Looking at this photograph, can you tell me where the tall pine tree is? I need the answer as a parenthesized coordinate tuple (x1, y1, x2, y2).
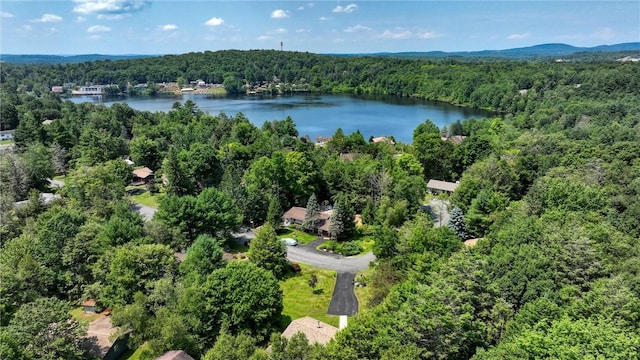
(302, 194, 320, 233)
(447, 206, 469, 240)
(329, 200, 355, 240)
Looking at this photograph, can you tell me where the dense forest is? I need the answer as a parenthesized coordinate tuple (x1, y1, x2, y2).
(1, 50, 639, 359)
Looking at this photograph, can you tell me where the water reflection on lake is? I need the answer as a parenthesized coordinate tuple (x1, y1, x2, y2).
(68, 94, 493, 143)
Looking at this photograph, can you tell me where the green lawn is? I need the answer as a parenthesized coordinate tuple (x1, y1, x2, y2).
(127, 186, 161, 208)
(316, 233, 375, 256)
(0, 139, 14, 145)
(118, 342, 153, 360)
(69, 307, 101, 324)
(277, 228, 319, 245)
(279, 263, 339, 329)
(353, 268, 375, 313)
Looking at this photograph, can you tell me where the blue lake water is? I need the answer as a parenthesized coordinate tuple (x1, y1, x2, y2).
(68, 94, 493, 143)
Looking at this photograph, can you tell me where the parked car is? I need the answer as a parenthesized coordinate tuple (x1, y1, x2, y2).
(281, 238, 298, 246)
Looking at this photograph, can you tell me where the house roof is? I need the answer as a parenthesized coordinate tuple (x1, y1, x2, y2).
(441, 135, 467, 145)
(371, 136, 394, 145)
(82, 298, 96, 307)
(132, 167, 154, 179)
(339, 153, 357, 162)
(283, 207, 307, 222)
(156, 350, 195, 360)
(283, 207, 354, 233)
(464, 238, 481, 247)
(83, 316, 121, 359)
(281, 317, 338, 345)
(426, 179, 459, 192)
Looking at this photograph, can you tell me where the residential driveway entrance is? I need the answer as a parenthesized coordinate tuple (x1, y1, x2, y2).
(327, 272, 358, 316)
(286, 240, 375, 318)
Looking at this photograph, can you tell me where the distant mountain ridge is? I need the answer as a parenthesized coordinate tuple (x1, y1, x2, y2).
(343, 42, 640, 59)
(1, 43, 638, 64)
(0, 54, 156, 65)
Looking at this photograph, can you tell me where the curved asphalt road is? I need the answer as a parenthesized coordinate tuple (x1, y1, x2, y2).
(286, 243, 375, 273)
(285, 239, 375, 317)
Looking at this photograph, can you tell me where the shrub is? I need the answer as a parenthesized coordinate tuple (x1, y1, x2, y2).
(341, 241, 363, 256)
(289, 262, 301, 272)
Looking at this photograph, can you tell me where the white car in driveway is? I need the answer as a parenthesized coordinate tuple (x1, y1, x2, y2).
(281, 238, 298, 246)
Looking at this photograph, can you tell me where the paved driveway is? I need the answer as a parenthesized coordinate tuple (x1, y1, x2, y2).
(286, 244, 375, 273)
(130, 203, 157, 221)
(285, 240, 375, 318)
(425, 199, 451, 227)
(327, 272, 359, 316)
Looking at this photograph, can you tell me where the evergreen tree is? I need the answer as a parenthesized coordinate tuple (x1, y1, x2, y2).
(248, 223, 288, 278)
(329, 200, 355, 240)
(302, 194, 320, 233)
(447, 206, 469, 240)
(265, 195, 283, 230)
(162, 147, 191, 196)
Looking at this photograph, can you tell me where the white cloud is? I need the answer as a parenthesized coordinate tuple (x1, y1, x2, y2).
(75, 16, 87, 22)
(332, 4, 358, 13)
(205, 17, 224, 26)
(418, 31, 439, 39)
(0, 11, 14, 18)
(381, 29, 412, 40)
(35, 14, 63, 23)
(297, 3, 314, 11)
(257, 35, 272, 41)
(97, 13, 128, 20)
(275, 28, 287, 34)
(21, 25, 33, 32)
(162, 24, 178, 31)
(89, 34, 101, 40)
(319, 16, 331, 21)
(73, 0, 151, 15)
(344, 24, 371, 33)
(271, 9, 290, 19)
(507, 32, 530, 40)
(591, 27, 615, 40)
(296, 28, 310, 33)
(87, 25, 111, 32)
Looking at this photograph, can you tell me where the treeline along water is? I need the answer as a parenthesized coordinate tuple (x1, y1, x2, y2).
(69, 93, 493, 143)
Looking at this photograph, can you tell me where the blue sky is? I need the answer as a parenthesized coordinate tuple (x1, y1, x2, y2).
(0, 1, 638, 54)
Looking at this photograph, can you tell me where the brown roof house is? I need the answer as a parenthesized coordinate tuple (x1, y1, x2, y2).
(371, 136, 395, 145)
(441, 135, 467, 145)
(283, 206, 333, 236)
(132, 167, 154, 185)
(82, 298, 97, 314)
(426, 179, 460, 194)
(281, 317, 339, 345)
(82, 315, 129, 360)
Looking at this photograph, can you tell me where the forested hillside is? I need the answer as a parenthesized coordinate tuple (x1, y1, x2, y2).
(1, 51, 639, 359)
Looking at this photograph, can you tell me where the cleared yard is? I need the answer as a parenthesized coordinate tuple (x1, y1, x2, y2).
(69, 307, 101, 324)
(280, 263, 339, 328)
(353, 268, 375, 313)
(277, 228, 318, 244)
(126, 186, 161, 208)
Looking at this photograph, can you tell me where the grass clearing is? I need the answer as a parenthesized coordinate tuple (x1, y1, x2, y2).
(69, 307, 101, 324)
(279, 263, 339, 329)
(277, 228, 318, 244)
(354, 268, 375, 313)
(316, 233, 375, 256)
(118, 341, 153, 360)
(0, 139, 14, 145)
(126, 185, 161, 208)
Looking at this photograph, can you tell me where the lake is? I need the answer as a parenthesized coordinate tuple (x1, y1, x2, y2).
(68, 94, 493, 143)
